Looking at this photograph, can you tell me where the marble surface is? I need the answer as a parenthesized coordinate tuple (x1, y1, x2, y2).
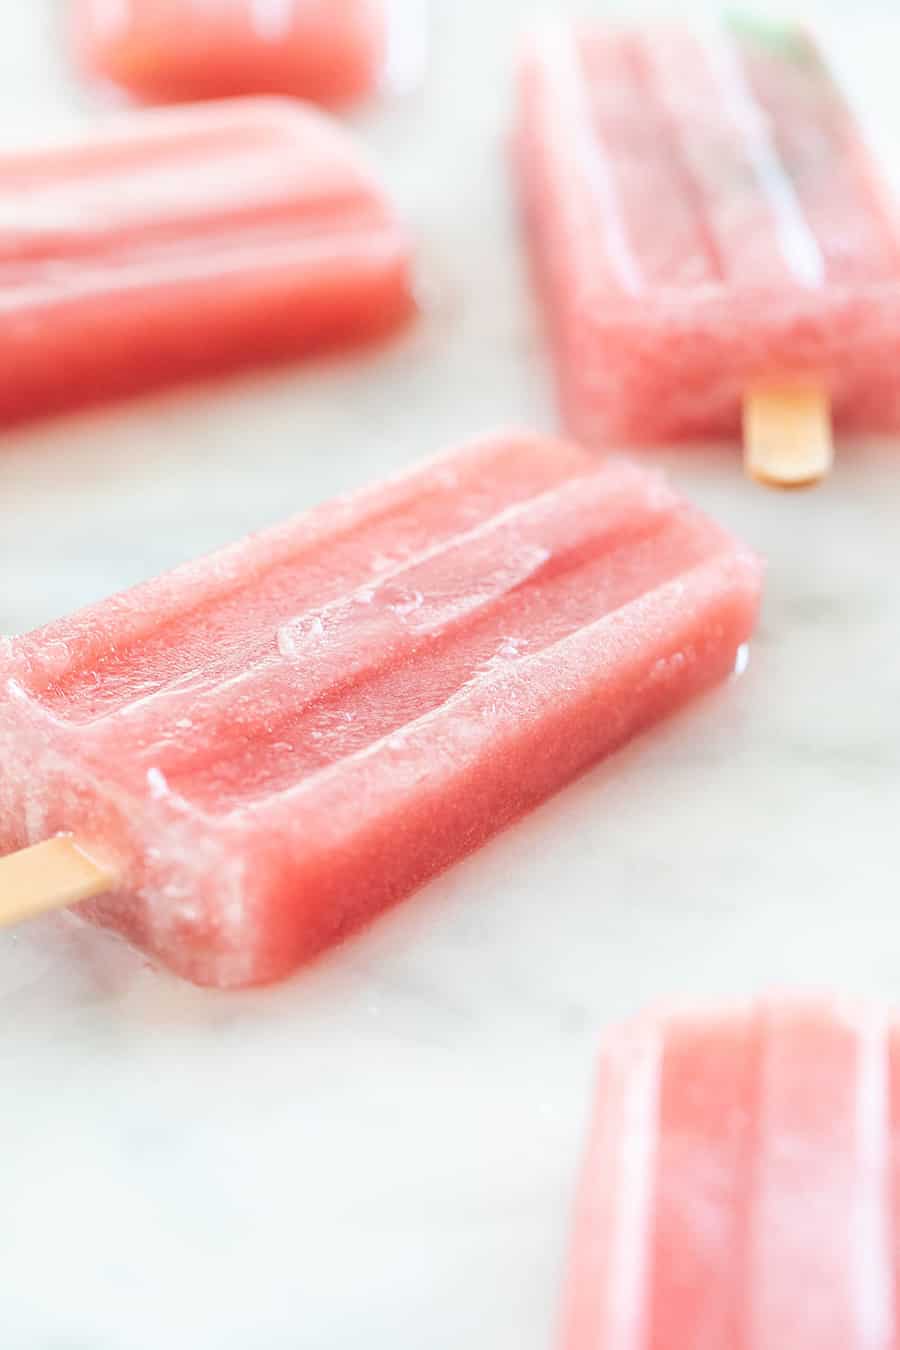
(2, 2, 900, 1346)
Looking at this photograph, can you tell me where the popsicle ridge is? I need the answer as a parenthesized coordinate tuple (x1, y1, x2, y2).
(0, 132, 387, 267)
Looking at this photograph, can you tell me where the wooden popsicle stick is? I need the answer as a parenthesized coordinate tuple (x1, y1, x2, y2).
(743, 383, 833, 489)
(0, 837, 114, 927)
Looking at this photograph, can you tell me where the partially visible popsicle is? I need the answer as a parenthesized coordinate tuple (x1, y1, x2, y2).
(563, 996, 900, 1349)
(72, 0, 425, 107)
(0, 433, 761, 988)
(516, 18, 900, 486)
(0, 97, 414, 425)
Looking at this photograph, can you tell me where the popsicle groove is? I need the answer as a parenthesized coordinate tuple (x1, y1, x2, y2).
(0, 149, 382, 265)
(0, 217, 407, 309)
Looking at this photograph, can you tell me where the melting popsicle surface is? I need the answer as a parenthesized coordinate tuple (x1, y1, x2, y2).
(0, 434, 761, 987)
(517, 19, 900, 445)
(0, 97, 414, 424)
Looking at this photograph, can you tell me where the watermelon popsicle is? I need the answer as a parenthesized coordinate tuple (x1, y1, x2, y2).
(516, 18, 900, 487)
(0, 97, 414, 425)
(563, 996, 899, 1349)
(0, 433, 762, 988)
(71, 0, 426, 107)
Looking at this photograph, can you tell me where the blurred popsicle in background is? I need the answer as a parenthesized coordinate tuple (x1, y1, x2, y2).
(516, 18, 900, 487)
(0, 96, 414, 425)
(71, 0, 426, 107)
(562, 996, 900, 1350)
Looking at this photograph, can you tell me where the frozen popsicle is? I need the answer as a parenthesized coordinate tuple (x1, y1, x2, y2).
(0, 432, 761, 988)
(516, 18, 900, 487)
(562, 996, 900, 1349)
(0, 97, 414, 425)
(71, 0, 424, 107)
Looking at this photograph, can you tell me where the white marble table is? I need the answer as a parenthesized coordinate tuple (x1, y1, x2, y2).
(2, 2, 900, 1346)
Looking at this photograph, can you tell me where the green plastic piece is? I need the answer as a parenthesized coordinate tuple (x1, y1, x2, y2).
(725, 14, 813, 65)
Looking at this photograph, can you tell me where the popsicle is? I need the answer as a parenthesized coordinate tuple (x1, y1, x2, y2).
(0, 97, 414, 425)
(516, 18, 900, 487)
(71, 0, 424, 107)
(0, 433, 761, 988)
(562, 996, 900, 1349)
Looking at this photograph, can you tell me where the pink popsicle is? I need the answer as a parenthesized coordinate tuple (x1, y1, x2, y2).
(71, 0, 411, 107)
(0, 97, 414, 425)
(516, 19, 900, 462)
(0, 433, 761, 988)
(563, 997, 899, 1349)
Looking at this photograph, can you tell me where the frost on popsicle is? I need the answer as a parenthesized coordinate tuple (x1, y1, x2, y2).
(0, 434, 761, 987)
